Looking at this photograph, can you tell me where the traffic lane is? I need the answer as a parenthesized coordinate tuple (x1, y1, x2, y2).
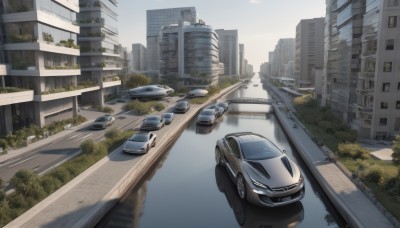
(0, 115, 140, 182)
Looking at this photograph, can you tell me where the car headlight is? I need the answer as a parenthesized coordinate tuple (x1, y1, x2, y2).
(299, 174, 304, 184)
(251, 178, 268, 189)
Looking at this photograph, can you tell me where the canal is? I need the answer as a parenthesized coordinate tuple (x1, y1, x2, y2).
(97, 76, 345, 227)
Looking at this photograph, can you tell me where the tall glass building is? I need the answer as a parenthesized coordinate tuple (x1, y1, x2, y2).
(215, 29, 239, 77)
(146, 7, 197, 71)
(159, 21, 223, 88)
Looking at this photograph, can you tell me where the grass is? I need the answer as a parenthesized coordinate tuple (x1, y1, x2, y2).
(123, 100, 165, 115)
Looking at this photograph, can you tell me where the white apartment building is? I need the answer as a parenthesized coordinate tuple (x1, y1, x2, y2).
(0, 0, 81, 134)
(78, 0, 122, 106)
(356, 0, 400, 140)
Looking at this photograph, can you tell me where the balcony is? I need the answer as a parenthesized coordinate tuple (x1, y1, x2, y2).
(0, 88, 34, 105)
(357, 105, 373, 113)
(102, 80, 121, 88)
(358, 72, 375, 79)
(9, 67, 80, 77)
(3, 11, 79, 33)
(356, 88, 374, 95)
(79, 17, 105, 27)
(77, 32, 105, 42)
(80, 47, 119, 57)
(79, 1, 101, 11)
(36, 82, 100, 101)
(4, 41, 80, 56)
(80, 63, 122, 71)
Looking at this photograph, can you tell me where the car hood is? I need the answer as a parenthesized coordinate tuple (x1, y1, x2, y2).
(124, 140, 146, 150)
(242, 155, 301, 188)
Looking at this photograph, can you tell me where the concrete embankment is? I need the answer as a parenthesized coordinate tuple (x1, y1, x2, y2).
(5, 84, 241, 228)
(271, 99, 395, 227)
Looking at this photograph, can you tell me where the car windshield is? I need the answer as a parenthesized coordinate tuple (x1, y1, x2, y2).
(146, 116, 159, 121)
(176, 101, 186, 107)
(95, 116, 109, 122)
(163, 113, 173, 118)
(130, 134, 148, 142)
(200, 110, 214, 116)
(240, 140, 282, 160)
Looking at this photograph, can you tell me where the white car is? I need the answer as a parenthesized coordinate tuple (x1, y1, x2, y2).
(128, 85, 174, 99)
(122, 132, 156, 154)
(187, 89, 208, 98)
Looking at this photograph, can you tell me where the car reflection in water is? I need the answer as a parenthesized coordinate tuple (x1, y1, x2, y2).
(215, 165, 304, 228)
(195, 116, 223, 134)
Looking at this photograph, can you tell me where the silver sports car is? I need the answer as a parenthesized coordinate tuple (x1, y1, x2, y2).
(128, 85, 174, 99)
(215, 132, 305, 207)
(122, 132, 156, 154)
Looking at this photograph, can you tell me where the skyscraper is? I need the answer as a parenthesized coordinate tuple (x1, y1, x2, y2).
(295, 18, 325, 89)
(146, 7, 197, 71)
(215, 29, 239, 77)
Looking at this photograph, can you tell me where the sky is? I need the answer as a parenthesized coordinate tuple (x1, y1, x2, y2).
(117, 0, 325, 70)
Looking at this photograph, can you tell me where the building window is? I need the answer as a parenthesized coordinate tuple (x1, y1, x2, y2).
(379, 118, 388, 126)
(382, 83, 390, 92)
(381, 102, 389, 109)
(389, 16, 397, 28)
(388, 0, 399, 7)
(384, 62, 392, 72)
(396, 101, 400, 109)
(398, 82, 400, 90)
(386, 39, 394, 50)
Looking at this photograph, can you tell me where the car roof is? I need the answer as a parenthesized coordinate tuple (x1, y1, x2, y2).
(225, 132, 266, 143)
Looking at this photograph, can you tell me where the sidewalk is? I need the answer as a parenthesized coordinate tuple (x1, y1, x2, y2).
(267, 83, 396, 228)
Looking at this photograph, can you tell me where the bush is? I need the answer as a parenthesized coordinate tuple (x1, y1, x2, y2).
(392, 135, 400, 162)
(364, 165, 384, 183)
(10, 170, 46, 199)
(123, 100, 164, 115)
(337, 143, 369, 160)
(0, 139, 8, 151)
(40, 176, 62, 194)
(102, 106, 114, 114)
(104, 128, 121, 139)
(51, 167, 72, 183)
(152, 103, 165, 111)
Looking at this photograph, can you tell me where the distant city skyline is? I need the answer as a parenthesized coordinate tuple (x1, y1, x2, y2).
(118, 0, 325, 69)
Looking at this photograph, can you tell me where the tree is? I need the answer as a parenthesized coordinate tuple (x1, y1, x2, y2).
(392, 135, 400, 162)
(125, 74, 151, 88)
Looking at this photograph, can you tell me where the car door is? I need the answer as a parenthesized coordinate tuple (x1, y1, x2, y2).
(224, 137, 242, 178)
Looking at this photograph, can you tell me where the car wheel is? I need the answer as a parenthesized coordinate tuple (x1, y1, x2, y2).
(152, 140, 156, 147)
(236, 174, 246, 200)
(215, 147, 222, 165)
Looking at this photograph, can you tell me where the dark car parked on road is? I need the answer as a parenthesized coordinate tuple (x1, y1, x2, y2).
(174, 100, 190, 113)
(140, 115, 165, 131)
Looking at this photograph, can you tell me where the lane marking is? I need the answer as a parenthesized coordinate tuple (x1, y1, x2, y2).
(68, 132, 83, 139)
(8, 155, 38, 167)
(74, 133, 93, 142)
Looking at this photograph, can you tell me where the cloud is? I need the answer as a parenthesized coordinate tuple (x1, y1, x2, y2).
(249, 0, 261, 4)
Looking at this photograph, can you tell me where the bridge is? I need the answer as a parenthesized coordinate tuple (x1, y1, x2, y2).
(226, 97, 276, 105)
